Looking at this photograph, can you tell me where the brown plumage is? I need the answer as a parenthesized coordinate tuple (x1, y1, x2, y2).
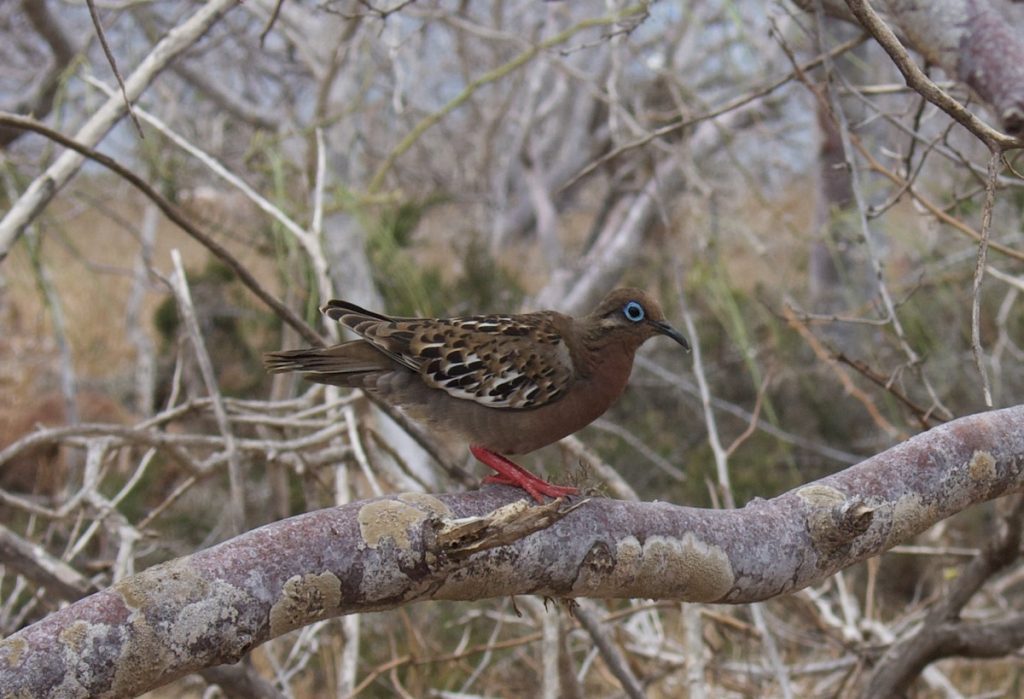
(265, 288, 689, 501)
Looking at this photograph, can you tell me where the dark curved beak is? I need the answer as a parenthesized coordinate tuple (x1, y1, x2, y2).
(652, 320, 690, 352)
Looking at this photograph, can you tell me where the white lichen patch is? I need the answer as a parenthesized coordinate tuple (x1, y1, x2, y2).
(114, 557, 205, 611)
(886, 494, 937, 548)
(0, 637, 26, 667)
(109, 562, 217, 696)
(968, 450, 997, 482)
(797, 484, 862, 550)
(397, 492, 453, 518)
(269, 571, 343, 637)
(573, 533, 734, 602)
(53, 619, 124, 696)
(58, 620, 92, 652)
(109, 613, 176, 697)
(795, 484, 847, 508)
(171, 579, 249, 648)
(358, 499, 434, 550)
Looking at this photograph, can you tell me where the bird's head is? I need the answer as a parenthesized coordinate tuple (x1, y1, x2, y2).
(585, 288, 690, 353)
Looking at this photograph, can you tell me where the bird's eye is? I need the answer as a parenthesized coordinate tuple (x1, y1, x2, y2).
(623, 301, 645, 322)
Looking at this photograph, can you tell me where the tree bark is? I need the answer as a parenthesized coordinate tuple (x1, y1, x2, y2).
(3, 406, 1024, 698)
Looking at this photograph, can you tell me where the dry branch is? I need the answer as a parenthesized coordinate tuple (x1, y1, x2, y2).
(0, 0, 239, 261)
(0, 0, 79, 148)
(864, 495, 1024, 696)
(841, 0, 1024, 148)
(0, 112, 321, 346)
(882, 0, 1024, 138)
(3, 406, 1024, 698)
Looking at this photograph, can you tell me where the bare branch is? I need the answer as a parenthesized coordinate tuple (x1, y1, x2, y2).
(0, 113, 324, 348)
(0, 0, 238, 260)
(0, 0, 79, 148)
(575, 600, 646, 699)
(170, 250, 247, 532)
(970, 153, 1000, 406)
(85, 0, 143, 138)
(842, 0, 1023, 149)
(864, 496, 1024, 697)
(0, 524, 97, 602)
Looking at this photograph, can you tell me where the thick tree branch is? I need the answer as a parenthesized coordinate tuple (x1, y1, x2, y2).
(3, 406, 1024, 698)
(0, 525, 284, 699)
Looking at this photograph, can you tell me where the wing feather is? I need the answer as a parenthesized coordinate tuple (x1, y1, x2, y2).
(322, 302, 574, 409)
(413, 314, 573, 409)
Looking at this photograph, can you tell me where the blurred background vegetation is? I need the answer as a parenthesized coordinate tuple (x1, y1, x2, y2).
(1, 0, 1023, 696)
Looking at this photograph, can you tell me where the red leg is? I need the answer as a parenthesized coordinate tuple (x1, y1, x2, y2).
(470, 445, 578, 503)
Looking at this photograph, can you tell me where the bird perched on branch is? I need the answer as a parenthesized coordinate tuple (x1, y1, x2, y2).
(265, 288, 689, 502)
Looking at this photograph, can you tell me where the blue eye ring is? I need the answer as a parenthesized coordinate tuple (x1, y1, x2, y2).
(623, 301, 645, 322)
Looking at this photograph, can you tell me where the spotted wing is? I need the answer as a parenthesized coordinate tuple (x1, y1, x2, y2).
(410, 314, 575, 409)
(322, 301, 574, 409)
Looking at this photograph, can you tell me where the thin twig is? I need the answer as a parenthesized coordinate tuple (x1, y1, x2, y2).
(563, 32, 866, 192)
(25, 228, 79, 427)
(590, 418, 687, 481)
(259, 0, 286, 46)
(171, 250, 247, 532)
(834, 353, 946, 429)
(0, 113, 324, 348)
(970, 153, 1000, 407)
(842, 0, 1021, 151)
(84, 0, 143, 138)
(366, 3, 648, 193)
(784, 305, 904, 440)
(724, 371, 770, 459)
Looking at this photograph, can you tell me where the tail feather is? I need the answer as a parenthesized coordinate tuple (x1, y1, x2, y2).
(321, 299, 397, 323)
(264, 340, 393, 386)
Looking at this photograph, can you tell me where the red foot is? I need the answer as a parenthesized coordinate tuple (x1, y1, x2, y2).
(470, 445, 578, 503)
